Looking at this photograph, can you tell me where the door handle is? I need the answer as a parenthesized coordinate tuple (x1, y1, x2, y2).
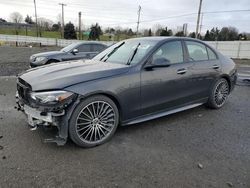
(177, 68, 187, 75)
(212, 65, 219, 69)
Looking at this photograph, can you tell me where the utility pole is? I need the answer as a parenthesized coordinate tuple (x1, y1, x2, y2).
(78, 12, 82, 40)
(136, 5, 141, 36)
(199, 13, 204, 36)
(59, 3, 66, 39)
(195, 0, 203, 38)
(33, 0, 38, 37)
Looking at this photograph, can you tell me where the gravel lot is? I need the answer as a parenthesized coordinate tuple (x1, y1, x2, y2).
(0, 46, 249, 187)
(0, 77, 249, 188)
(0, 46, 60, 76)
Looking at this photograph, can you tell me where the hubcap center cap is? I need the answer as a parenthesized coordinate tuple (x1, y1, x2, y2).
(92, 118, 99, 126)
(218, 91, 223, 99)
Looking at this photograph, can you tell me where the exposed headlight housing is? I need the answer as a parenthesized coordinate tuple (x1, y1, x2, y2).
(35, 56, 47, 62)
(30, 91, 74, 105)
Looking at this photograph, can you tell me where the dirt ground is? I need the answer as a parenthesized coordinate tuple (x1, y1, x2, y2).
(0, 77, 249, 188)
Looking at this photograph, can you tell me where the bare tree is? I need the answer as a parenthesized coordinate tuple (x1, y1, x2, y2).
(9, 12, 23, 35)
(9, 12, 23, 24)
(37, 17, 53, 31)
(153, 24, 163, 36)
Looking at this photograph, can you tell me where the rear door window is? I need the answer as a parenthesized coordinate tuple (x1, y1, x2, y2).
(186, 41, 208, 61)
(207, 47, 217, 60)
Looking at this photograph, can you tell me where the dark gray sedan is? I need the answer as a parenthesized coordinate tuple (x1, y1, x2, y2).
(29, 41, 107, 67)
(17, 37, 237, 147)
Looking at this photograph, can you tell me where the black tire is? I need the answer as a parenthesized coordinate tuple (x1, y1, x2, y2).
(46, 59, 59, 65)
(69, 95, 119, 148)
(206, 78, 230, 109)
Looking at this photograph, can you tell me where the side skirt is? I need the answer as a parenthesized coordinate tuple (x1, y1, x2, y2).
(123, 102, 204, 126)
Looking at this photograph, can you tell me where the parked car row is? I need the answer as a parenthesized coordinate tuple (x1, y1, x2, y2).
(17, 37, 237, 148)
(29, 41, 108, 67)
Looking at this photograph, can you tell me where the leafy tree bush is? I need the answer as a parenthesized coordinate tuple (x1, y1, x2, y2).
(175, 31, 184, 37)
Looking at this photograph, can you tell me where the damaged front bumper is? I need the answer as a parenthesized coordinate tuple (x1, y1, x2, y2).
(16, 92, 80, 146)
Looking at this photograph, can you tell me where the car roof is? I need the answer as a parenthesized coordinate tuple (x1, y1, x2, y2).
(126, 36, 204, 43)
(74, 41, 107, 46)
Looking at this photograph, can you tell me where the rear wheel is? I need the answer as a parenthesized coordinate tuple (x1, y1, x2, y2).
(69, 95, 119, 148)
(206, 78, 230, 109)
(46, 59, 59, 65)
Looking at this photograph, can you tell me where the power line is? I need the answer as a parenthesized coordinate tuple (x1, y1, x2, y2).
(1, 0, 250, 30)
(203, 9, 250, 14)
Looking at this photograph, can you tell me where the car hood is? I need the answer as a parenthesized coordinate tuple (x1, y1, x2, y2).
(31, 51, 64, 57)
(19, 60, 130, 91)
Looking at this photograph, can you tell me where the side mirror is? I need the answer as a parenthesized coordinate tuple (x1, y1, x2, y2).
(72, 48, 78, 54)
(145, 57, 171, 69)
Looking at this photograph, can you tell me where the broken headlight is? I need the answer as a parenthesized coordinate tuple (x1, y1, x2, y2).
(30, 91, 74, 105)
(35, 56, 47, 62)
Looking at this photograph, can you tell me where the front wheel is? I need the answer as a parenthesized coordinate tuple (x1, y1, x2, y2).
(206, 78, 230, 109)
(69, 95, 119, 148)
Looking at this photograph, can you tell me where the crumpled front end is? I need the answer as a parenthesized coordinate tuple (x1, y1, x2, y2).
(16, 77, 79, 146)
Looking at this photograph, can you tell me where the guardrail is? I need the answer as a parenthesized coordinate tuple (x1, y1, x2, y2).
(0, 34, 249, 59)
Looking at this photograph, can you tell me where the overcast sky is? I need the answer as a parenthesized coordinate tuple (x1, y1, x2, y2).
(0, 0, 250, 33)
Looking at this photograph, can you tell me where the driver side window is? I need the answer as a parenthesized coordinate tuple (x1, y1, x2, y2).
(77, 44, 91, 52)
(152, 41, 184, 64)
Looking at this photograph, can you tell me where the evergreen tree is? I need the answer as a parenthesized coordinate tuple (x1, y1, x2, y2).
(148, 29, 152, 36)
(89, 23, 102, 40)
(204, 30, 211, 41)
(188, 32, 196, 38)
(64, 22, 77, 39)
(25, 15, 34, 24)
(160, 27, 173, 36)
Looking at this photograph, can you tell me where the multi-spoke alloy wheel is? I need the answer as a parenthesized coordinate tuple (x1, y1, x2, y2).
(214, 79, 229, 107)
(69, 95, 119, 147)
(207, 78, 230, 109)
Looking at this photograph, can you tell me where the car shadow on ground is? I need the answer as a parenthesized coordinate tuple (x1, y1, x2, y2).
(40, 104, 208, 150)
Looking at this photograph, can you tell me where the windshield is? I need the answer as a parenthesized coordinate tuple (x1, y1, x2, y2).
(60, 43, 78, 52)
(93, 39, 157, 65)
